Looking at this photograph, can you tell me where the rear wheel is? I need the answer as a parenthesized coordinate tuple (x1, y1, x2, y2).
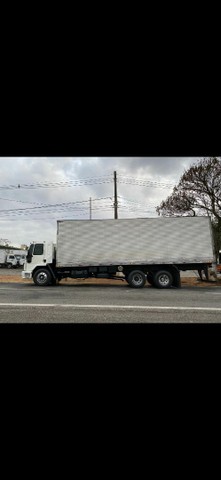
(33, 268, 52, 286)
(127, 270, 146, 288)
(153, 270, 173, 288)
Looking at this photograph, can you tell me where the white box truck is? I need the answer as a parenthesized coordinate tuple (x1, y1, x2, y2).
(0, 249, 27, 268)
(21, 216, 216, 288)
(0, 250, 18, 268)
(0, 249, 7, 267)
(12, 250, 27, 267)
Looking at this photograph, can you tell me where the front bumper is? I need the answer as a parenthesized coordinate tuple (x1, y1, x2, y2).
(22, 271, 32, 279)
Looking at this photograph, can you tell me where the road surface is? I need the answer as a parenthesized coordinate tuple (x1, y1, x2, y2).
(0, 282, 221, 323)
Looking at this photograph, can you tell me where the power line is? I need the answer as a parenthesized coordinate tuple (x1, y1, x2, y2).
(0, 197, 114, 218)
(117, 173, 175, 185)
(118, 180, 174, 189)
(0, 174, 175, 191)
(0, 196, 46, 206)
(118, 196, 158, 207)
(0, 174, 113, 190)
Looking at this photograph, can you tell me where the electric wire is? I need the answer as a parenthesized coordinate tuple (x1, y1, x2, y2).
(0, 174, 113, 190)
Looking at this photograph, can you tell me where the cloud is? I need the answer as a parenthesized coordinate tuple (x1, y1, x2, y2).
(0, 156, 197, 246)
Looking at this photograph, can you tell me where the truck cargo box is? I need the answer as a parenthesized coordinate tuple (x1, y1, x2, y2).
(0, 250, 7, 264)
(56, 217, 215, 268)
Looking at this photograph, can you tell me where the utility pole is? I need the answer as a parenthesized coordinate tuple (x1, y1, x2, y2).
(114, 171, 118, 219)
(89, 197, 92, 220)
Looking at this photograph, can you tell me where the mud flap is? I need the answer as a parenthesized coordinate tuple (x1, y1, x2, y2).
(171, 267, 181, 288)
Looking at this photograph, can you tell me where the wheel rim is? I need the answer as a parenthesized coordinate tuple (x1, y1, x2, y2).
(133, 274, 144, 286)
(158, 274, 170, 286)
(37, 272, 48, 284)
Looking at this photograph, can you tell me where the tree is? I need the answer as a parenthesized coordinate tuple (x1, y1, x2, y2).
(156, 157, 221, 257)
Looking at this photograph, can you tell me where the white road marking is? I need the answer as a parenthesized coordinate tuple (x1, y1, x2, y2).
(0, 287, 26, 290)
(0, 303, 221, 311)
(205, 292, 221, 295)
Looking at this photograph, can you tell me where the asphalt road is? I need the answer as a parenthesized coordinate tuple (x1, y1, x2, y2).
(0, 282, 221, 323)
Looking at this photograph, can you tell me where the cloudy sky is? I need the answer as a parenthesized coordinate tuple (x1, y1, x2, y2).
(0, 157, 198, 247)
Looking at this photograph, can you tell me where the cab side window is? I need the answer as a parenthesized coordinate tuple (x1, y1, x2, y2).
(33, 244, 44, 255)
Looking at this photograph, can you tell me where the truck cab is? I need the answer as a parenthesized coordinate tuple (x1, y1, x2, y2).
(14, 254, 26, 267)
(6, 254, 19, 268)
(22, 242, 56, 279)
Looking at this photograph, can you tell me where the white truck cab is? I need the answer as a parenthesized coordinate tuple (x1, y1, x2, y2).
(22, 242, 56, 279)
(6, 254, 19, 268)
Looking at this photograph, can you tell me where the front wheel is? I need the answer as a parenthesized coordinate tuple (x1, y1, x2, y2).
(153, 270, 173, 289)
(33, 268, 52, 286)
(127, 270, 146, 288)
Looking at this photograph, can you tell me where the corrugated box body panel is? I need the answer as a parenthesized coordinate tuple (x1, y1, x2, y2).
(56, 217, 215, 267)
(0, 250, 7, 262)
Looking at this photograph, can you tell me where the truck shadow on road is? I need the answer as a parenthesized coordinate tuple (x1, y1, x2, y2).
(23, 283, 190, 290)
(19, 282, 153, 289)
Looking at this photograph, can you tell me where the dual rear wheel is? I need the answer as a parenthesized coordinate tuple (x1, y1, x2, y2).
(125, 269, 173, 288)
(126, 270, 146, 288)
(153, 270, 173, 288)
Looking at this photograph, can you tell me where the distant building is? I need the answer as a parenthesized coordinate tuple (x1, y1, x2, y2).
(20, 244, 28, 250)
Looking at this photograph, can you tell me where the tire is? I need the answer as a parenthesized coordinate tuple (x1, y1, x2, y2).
(7, 263, 12, 269)
(153, 270, 173, 289)
(33, 268, 52, 286)
(127, 270, 146, 288)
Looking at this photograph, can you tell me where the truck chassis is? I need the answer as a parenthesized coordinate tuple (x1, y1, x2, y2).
(30, 262, 211, 288)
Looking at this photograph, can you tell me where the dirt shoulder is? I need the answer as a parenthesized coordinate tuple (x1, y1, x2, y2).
(0, 273, 221, 287)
